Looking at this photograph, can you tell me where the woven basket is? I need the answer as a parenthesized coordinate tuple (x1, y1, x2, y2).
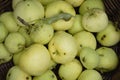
(0, 0, 120, 80)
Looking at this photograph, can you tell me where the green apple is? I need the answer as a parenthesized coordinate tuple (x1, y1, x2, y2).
(78, 69, 103, 80)
(45, 0, 76, 30)
(0, 43, 12, 65)
(33, 70, 57, 80)
(68, 14, 84, 35)
(18, 44, 51, 76)
(0, 11, 20, 32)
(4, 32, 26, 54)
(48, 31, 78, 64)
(79, 0, 105, 15)
(96, 47, 119, 73)
(58, 59, 83, 80)
(13, 0, 44, 26)
(79, 47, 100, 69)
(0, 22, 8, 43)
(96, 21, 120, 46)
(73, 31, 97, 55)
(6, 66, 32, 80)
(65, 0, 85, 7)
(82, 8, 108, 32)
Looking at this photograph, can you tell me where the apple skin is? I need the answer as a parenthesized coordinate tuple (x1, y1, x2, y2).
(6, 66, 32, 80)
(18, 44, 51, 76)
(58, 59, 83, 80)
(96, 47, 119, 73)
(79, 0, 105, 15)
(82, 8, 108, 32)
(13, 0, 44, 26)
(79, 47, 100, 69)
(96, 21, 120, 46)
(45, 0, 76, 30)
(78, 69, 103, 80)
(48, 31, 78, 64)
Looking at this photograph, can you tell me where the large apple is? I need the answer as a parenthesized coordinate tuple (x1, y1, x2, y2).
(48, 31, 78, 64)
(79, 0, 105, 15)
(82, 8, 108, 32)
(96, 47, 119, 73)
(96, 21, 120, 46)
(13, 0, 44, 26)
(79, 47, 100, 69)
(45, 0, 76, 30)
(58, 59, 83, 80)
(18, 44, 51, 76)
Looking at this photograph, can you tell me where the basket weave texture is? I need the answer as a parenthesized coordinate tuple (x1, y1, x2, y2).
(0, 0, 120, 80)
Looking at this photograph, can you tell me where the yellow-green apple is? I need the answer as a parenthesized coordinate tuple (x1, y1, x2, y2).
(18, 44, 51, 76)
(6, 66, 32, 80)
(96, 47, 119, 73)
(79, 0, 105, 15)
(45, 0, 76, 30)
(78, 69, 103, 80)
(96, 21, 120, 46)
(0, 22, 8, 43)
(79, 47, 100, 69)
(58, 59, 83, 80)
(82, 8, 108, 32)
(13, 0, 44, 26)
(68, 14, 84, 35)
(0, 11, 20, 32)
(33, 70, 57, 80)
(48, 31, 78, 64)
(4, 32, 25, 54)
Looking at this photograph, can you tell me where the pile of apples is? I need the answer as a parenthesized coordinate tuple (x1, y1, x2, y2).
(0, 0, 120, 80)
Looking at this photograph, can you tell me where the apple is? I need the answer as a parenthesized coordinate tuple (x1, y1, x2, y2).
(82, 8, 108, 32)
(48, 31, 78, 64)
(73, 31, 97, 55)
(68, 14, 84, 35)
(79, 47, 100, 69)
(4, 32, 26, 54)
(78, 69, 103, 80)
(37, 0, 57, 6)
(79, 0, 105, 15)
(65, 0, 85, 7)
(6, 66, 32, 80)
(33, 70, 57, 80)
(13, 0, 44, 26)
(0, 11, 20, 32)
(96, 21, 120, 46)
(0, 22, 8, 43)
(45, 0, 76, 30)
(58, 59, 83, 80)
(18, 44, 51, 76)
(0, 43, 12, 65)
(96, 47, 119, 73)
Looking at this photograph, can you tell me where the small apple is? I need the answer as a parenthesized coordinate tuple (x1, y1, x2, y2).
(0, 22, 8, 43)
(79, 47, 100, 69)
(78, 69, 103, 80)
(96, 47, 119, 73)
(65, 0, 85, 7)
(96, 21, 120, 46)
(82, 8, 108, 32)
(6, 66, 32, 80)
(45, 0, 76, 30)
(0, 11, 20, 32)
(48, 31, 78, 64)
(68, 14, 84, 35)
(58, 59, 83, 80)
(4, 32, 26, 54)
(79, 0, 105, 15)
(18, 44, 51, 76)
(13, 0, 44, 26)
(33, 70, 57, 80)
